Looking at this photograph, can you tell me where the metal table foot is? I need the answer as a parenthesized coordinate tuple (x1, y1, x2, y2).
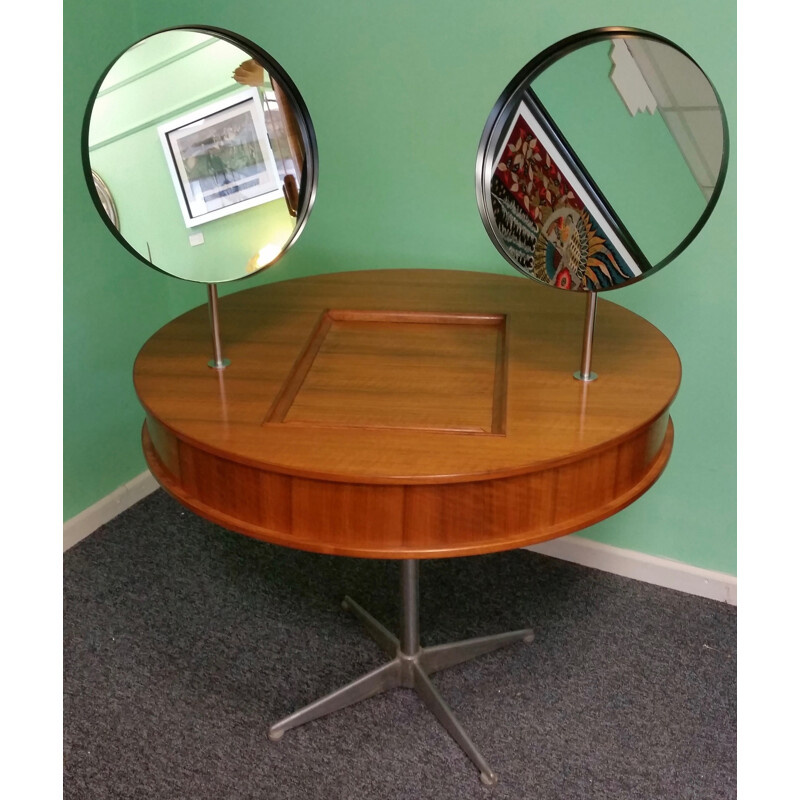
(269, 560, 534, 785)
(268, 658, 401, 741)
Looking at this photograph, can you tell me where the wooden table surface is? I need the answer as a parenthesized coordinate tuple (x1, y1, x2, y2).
(135, 269, 681, 558)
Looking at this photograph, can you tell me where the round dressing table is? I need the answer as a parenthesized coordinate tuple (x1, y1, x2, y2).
(134, 268, 680, 785)
(83, 21, 724, 787)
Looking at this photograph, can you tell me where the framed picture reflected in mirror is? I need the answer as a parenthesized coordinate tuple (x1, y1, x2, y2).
(158, 87, 283, 228)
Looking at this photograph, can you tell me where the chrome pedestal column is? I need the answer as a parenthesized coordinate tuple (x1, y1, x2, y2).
(269, 559, 535, 786)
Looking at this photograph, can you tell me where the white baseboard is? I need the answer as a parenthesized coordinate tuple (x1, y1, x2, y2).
(64, 475, 737, 606)
(525, 536, 737, 605)
(63, 471, 159, 552)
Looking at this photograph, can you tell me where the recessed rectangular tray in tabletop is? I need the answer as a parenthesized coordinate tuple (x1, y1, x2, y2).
(265, 309, 508, 434)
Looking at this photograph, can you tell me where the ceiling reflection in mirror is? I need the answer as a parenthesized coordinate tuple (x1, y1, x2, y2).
(83, 27, 318, 283)
(476, 28, 728, 292)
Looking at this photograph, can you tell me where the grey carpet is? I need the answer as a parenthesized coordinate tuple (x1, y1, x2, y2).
(64, 490, 736, 799)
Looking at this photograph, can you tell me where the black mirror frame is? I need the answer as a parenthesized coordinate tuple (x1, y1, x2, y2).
(475, 26, 730, 290)
(81, 24, 319, 283)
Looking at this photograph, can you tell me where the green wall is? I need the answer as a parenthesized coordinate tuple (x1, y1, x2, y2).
(64, 0, 736, 575)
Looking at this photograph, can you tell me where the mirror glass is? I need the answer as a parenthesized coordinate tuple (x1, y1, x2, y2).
(476, 28, 728, 292)
(83, 27, 318, 283)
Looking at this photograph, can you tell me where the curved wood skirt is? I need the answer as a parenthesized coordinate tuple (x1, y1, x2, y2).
(143, 415, 674, 558)
(135, 269, 681, 559)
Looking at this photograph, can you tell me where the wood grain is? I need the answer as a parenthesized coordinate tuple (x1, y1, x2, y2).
(266, 309, 507, 433)
(134, 269, 681, 558)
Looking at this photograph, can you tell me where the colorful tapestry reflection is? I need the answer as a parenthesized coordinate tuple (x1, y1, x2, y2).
(490, 103, 641, 291)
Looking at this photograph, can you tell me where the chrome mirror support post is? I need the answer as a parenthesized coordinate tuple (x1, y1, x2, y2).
(207, 284, 230, 369)
(574, 291, 598, 382)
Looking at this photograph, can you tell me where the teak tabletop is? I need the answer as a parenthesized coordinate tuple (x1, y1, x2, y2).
(135, 269, 681, 558)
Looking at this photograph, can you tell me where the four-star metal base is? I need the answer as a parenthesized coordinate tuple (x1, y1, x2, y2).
(268, 559, 535, 785)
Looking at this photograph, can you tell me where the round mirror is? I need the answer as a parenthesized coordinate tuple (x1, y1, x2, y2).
(82, 26, 318, 283)
(476, 27, 729, 292)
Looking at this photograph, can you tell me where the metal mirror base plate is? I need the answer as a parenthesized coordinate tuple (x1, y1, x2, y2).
(268, 560, 535, 786)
